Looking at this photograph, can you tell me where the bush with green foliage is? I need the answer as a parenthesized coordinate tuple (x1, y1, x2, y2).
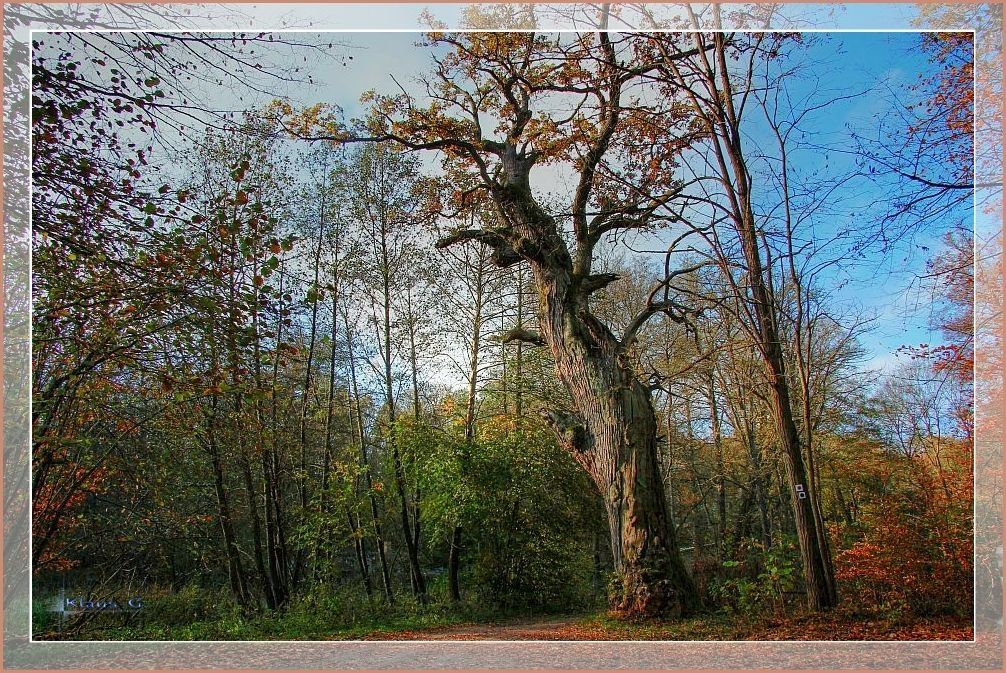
(711, 536, 801, 614)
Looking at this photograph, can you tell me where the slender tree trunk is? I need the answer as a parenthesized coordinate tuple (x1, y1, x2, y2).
(730, 479, 757, 553)
(745, 420, 773, 549)
(664, 391, 676, 523)
(345, 312, 394, 604)
(712, 388, 727, 556)
(721, 32, 834, 610)
(293, 193, 327, 587)
(737, 161, 835, 607)
(252, 267, 283, 607)
(315, 260, 340, 582)
(829, 462, 854, 525)
(767, 377, 836, 609)
(204, 236, 249, 608)
(405, 288, 424, 581)
(700, 352, 727, 557)
(224, 230, 271, 609)
(377, 229, 426, 602)
(448, 247, 488, 601)
(240, 451, 272, 608)
(205, 394, 249, 607)
(514, 265, 524, 419)
(347, 509, 373, 597)
(267, 263, 291, 603)
(340, 371, 373, 593)
(659, 30, 836, 611)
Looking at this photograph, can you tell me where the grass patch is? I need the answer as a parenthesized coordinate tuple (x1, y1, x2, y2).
(34, 586, 971, 642)
(37, 586, 541, 641)
(573, 611, 746, 640)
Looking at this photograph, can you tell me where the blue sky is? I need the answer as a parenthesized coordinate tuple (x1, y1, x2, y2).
(35, 27, 965, 381)
(276, 31, 967, 377)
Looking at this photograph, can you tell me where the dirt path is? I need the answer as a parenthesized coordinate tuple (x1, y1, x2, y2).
(360, 612, 974, 641)
(362, 616, 587, 641)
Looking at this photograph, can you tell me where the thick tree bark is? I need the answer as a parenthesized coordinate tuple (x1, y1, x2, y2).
(473, 174, 699, 618)
(550, 338, 697, 618)
(766, 370, 837, 609)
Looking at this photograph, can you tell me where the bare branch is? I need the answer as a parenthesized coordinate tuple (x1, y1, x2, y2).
(500, 327, 546, 347)
(578, 273, 621, 295)
(435, 227, 525, 268)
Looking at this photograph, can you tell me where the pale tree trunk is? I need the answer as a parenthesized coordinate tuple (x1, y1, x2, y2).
(344, 311, 395, 604)
(448, 242, 490, 602)
(404, 287, 423, 575)
(295, 185, 327, 587)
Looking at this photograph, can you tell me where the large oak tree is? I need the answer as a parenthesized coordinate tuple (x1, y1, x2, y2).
(281, 30, 715, 617)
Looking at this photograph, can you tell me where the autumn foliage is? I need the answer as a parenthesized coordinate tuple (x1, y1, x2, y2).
(28, 26, 978, 641)
(834, 437, 973, 615)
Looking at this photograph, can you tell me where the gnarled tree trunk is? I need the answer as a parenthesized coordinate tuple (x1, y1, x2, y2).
(481, 169, 700, 618)
(537, 273, 698, 618)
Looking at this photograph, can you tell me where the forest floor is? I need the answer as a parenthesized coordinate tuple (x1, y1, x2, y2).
(37, 597, 973, 642)
(357, 610, 974, 641)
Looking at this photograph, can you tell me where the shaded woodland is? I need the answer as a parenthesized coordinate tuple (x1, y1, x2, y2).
(29, 25, 977, 640)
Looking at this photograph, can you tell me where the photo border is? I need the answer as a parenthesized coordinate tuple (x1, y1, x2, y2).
(3, 1, 1002, 669)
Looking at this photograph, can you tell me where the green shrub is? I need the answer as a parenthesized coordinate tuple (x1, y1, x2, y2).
(711, 536, 800, 614)
(142, 584, 239, 626)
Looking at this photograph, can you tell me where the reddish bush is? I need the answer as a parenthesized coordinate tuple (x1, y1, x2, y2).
(834, 439, 972, 616)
